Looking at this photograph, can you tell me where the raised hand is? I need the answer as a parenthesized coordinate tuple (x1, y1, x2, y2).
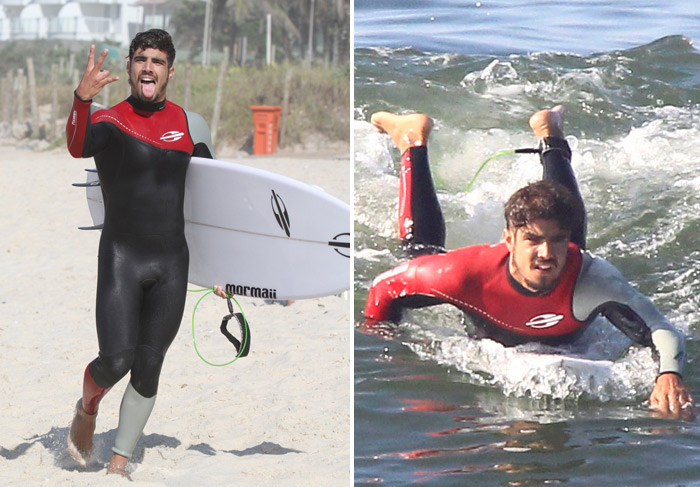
(75, 45, 120, 101)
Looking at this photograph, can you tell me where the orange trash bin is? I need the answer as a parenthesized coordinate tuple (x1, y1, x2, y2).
(250, 105, 282, 155)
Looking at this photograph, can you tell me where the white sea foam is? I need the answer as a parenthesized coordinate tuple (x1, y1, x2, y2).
(405, 315, 656, 402)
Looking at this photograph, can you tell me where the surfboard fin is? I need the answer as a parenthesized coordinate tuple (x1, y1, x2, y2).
(220, 298, 251, 357)
(72, 180, 100, 187)
(78, 224, 104, 231)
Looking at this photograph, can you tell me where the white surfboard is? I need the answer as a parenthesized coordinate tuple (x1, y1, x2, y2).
(79, 157, 350, 300)
(517, 352, 614, 375)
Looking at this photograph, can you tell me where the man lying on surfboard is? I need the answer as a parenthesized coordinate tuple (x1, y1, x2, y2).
(65, 29, 216, 476)
(363, 106, 694, 419)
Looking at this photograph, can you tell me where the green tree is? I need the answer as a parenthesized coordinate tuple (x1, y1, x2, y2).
(168, 0, 349, 65)
(169, 0, 207, 61)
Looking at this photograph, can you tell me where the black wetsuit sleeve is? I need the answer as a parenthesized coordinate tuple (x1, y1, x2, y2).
(388, 295, 444, 321)
(405, 146, 446, 249)
(594, 300, 683, 375)
(598, 302, 653, 346)
(541, 136, 587, 249)
(193, 143, 213, 158)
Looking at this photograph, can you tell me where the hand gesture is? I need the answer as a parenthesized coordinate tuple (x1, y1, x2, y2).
(75, 45, 120, 101)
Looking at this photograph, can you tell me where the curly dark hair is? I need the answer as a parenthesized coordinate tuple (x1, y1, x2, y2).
(504, 180, 583, 232)
(128, 29, 176, 67)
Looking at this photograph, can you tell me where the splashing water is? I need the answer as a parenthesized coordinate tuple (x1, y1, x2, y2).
(355, 37, 700, 403)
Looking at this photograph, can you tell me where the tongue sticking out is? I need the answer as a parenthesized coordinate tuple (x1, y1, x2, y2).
(141, 80, 156, 99)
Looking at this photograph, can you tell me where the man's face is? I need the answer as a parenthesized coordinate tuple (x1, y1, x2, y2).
(503, 219, 570, 293)
(127, 47, 173, 103)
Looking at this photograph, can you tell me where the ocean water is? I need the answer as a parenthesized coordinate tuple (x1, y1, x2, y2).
(353, 2, 700, 485)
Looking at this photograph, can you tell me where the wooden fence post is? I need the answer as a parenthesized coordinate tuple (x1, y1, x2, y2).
(101, 82, 110, 108)
(184, 64, 192, 110)
(279, 67, 292, 148)
(68, 52, 75, 78)
(210, 46, 229, 146)
(16, 68, 26, 122)
(27, 58, 40, 130)
(240, 37, 247, 66)
(50, 64, 59, 140)
(1, 72, 12, 123)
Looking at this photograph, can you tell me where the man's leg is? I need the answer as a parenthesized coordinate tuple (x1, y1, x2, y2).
(371, 112, 446, 253)
(529, 105, 587, 249)
(108, 245, 188, 477)
(68, 235, 140, 468)
(67, 365, 113, 467)
(107, 383, 156, 477)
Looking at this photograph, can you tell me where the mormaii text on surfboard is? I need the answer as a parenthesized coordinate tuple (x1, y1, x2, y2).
(225, 283, 277, 299)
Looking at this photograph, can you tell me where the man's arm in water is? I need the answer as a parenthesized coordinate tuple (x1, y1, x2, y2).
(364, 256, 451, 325)
(574, 254, 694, 418)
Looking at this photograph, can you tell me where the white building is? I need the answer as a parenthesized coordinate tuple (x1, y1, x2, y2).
(0, 0, 173, 45)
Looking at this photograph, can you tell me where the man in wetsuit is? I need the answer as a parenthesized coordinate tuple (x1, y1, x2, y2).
(364, 106, 694, 419)
(65, 29, 215, 475)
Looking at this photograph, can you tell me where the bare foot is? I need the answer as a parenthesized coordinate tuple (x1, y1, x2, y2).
(107, 453, 131, 479)
(528, 105, 565, 139)
(67, 399, 97, 467)
(370, 111, 433, 154)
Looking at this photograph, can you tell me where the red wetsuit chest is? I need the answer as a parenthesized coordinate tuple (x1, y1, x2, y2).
(417, 242, 585, 340)
(91, 99, 195, 153)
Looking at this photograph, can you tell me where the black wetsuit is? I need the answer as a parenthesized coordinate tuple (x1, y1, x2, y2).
(67, 94, 214, 398)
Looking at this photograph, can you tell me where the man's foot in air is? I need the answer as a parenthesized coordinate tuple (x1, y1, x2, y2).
(529, 105, 565, 139)
(370, 111, 434, 154)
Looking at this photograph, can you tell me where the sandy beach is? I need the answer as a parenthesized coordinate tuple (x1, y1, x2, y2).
(0, 143, 351, 486)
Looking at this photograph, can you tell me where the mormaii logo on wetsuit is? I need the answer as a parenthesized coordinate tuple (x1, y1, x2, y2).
(226, 283, 277, 299)
(160, 131, 184, 142)
(525, 313, 564, 329)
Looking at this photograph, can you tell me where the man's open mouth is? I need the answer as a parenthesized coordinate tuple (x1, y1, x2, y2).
(140, 77, 157, 98)
(533, 262, 556, 272)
